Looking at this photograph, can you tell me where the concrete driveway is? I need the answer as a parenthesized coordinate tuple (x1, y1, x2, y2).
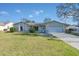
(51, 33, 79, 49)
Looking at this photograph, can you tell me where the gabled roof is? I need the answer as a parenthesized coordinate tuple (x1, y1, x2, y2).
(14, 22, 37, 26)
(14, 22, 26, 25)
(0, 22, 8, 26)
(14, 20, 70, 27)
(66, 25, 79, 29)
(0, 22, 13, 26)
(0, 23, 5, 26)
(43, 20, 70, 26)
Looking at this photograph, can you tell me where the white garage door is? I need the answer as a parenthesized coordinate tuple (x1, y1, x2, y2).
(47, 27, 64, 33)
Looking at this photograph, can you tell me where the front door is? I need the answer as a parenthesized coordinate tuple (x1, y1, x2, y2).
(20, 26, 23, 31)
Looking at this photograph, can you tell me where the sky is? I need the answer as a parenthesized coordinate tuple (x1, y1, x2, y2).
(0, 3, 77, 25)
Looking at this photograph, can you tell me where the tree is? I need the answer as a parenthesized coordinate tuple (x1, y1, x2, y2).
(43, 18, 52, 23)
(10, 27, 16, 32)
(29, 26, 36, 33)
(56, 3, 79, 25)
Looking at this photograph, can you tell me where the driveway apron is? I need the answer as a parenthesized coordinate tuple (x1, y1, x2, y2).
(51, 33, 79, 49)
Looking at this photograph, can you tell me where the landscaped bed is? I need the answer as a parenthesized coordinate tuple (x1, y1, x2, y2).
(0, 32, 79, 56)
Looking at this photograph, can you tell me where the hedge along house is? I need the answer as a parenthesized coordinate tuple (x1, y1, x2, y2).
(14, 20, 69, 33)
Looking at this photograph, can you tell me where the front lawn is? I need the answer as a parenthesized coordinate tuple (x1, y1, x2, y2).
(0, 32, 79, 56)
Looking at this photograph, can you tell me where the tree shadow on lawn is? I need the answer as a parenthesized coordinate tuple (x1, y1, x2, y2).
(13, 32, 54, 37)
(13, 32, 62, 41)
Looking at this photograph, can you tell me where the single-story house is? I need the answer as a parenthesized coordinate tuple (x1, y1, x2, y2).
(0, 22, 14, 31)
(14, 21, 69, 33)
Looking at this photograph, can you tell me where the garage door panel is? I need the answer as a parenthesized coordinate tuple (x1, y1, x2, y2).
(47, 27, 64, 33)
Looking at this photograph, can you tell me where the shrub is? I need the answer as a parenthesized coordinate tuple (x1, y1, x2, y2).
(29, 27, 36, 33)
(10, 27, 16, 32)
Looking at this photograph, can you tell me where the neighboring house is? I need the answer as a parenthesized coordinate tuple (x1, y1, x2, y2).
(14, 21, 69, 33)
(66, 25, 79, 33)
(76, 27, 79, 33)
(75, 25, 79, 33)
(0, 22, 14, 31)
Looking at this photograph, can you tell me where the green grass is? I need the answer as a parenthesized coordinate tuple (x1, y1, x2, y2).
(0, 32, 79, 56)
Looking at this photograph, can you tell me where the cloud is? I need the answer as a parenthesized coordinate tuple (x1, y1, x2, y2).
(29, 15, 33, 18)
(35, 11, 40, 15)
(40, 10, 44, 13)
(0, 11, 9, 15)
(34, 10, 44, 15)
(16, 9, 21, 13)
